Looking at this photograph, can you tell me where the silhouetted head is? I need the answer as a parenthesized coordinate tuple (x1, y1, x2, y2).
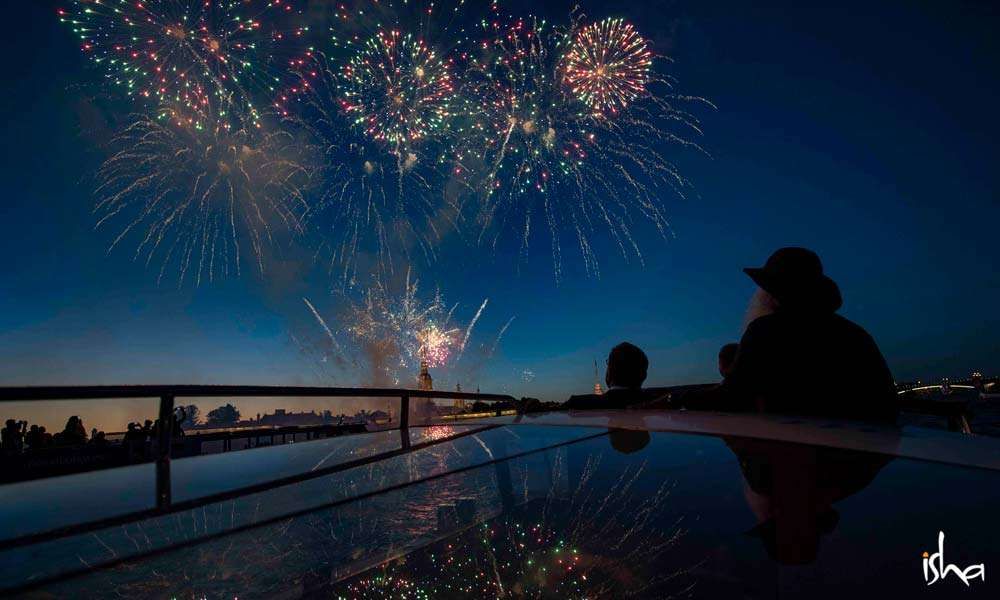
(5, 419, 15, 428)
(608, 428, 651, 454)
(605, 342, 648, 390)
(744, 247, 842, 313)
(718, 343, 739, 378)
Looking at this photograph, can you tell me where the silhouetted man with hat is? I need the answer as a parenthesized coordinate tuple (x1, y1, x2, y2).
(687, 247, 898, 424)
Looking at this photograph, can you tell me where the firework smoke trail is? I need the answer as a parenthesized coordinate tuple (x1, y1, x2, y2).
(458, 13, 712, 281)
(95, 112, 311, 285)
(58, 0, 309, 129)
(303, 296, 343, 356)
(488, 315, 515, 358)
(458, 298, 488, 356)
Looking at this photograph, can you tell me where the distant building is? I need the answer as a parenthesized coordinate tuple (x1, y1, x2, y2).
(593, 359, 604, 395)
(258, 409, 334, 427)
(418, 360, 433, 391)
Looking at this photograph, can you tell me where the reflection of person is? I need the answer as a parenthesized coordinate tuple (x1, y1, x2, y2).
(605, 413, 651, 454)
(726, 437, 894, 564)
(685, 248, 898, 424)
(565, 342, 654, 409)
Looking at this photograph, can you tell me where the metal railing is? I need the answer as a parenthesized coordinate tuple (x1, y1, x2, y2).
(0, 385, 515, 550)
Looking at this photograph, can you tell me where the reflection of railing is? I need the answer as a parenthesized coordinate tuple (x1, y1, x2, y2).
(0, 385, 514, 551)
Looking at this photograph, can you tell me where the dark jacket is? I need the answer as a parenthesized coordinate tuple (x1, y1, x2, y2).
(688, 310, 898, 424)
(564, 387, 654, 410)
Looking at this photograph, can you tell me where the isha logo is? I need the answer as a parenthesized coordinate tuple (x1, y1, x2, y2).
(922, 531, 985, 586)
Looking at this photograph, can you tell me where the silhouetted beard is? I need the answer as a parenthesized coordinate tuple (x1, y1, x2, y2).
(743, 288, 779, 332)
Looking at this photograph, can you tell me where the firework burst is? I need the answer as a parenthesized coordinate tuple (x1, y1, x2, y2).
(95, 111, 311, 285)
(301, 269, 508, 388)
(58, 0, 308, 127)
(340, 29, 454, 150)
(458, 14, 712, 280)
(561, 17, 652, 116)
(278, 50, 462, 286)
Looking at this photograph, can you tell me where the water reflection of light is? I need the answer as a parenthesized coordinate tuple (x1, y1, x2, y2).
(419, 425, 456, 442)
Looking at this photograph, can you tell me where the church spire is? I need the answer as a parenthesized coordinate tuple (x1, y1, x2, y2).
(417, 360, 433, 391)
(593, 358, 603, 395)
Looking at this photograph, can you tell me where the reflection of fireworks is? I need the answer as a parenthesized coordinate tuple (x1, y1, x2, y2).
(95, 113, 310, 285)
(279, 52, 458, 285)
(459, 14, 711, 280)
(335, 449, 692, 597)
(562, 18, 652, 116)
(58, 0, 306, 127)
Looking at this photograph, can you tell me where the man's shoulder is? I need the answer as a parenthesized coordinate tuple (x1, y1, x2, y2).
(828, 313, 879, 342)
(564, 388, 651, 409)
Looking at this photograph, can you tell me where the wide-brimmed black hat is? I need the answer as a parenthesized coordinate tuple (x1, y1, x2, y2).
(743, 247, 842, 312)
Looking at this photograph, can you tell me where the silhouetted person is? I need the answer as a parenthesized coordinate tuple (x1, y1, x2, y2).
(57, 416, 88, 445)
(718, 343, 739, 379)
(172, 406, 187, 437)
(726, 437, 895, 564)
(564, 342, 653, 409)
(2, 419, 25, 454)
(25, 424, 42, 450)
(685, 248, 898, 424)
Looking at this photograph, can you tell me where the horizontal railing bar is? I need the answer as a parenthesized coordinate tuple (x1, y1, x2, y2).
(0, 429, 610, 597)
(0, 385, 515, 402)
(0, 423, 502, 552)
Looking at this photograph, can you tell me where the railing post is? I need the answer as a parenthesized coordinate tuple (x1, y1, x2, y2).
(156, 395, 175, 510)
(400, 394, 410, 450)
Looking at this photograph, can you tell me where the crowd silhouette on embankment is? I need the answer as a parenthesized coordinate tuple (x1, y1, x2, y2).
(1, 407, 188, 466)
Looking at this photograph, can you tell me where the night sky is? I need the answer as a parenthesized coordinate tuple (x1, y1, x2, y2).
(2, 0, 998, 415)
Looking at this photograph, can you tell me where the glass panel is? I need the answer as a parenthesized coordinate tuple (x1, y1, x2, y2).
(0, 425, 598, 591)
(13, 428, 999, 597)
(171, 428, 402, 503)
(0, 462, 156, 541)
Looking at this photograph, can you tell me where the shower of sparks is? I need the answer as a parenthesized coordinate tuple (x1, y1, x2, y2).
(561, 17, 652, 116)
(59, 3, 710, 286)
(458, 14, 712, 280)
(340, 29, 454, 149)
(278, 51, 460, 286)
(58, 0, 308, 128)
(95, 112, 311, 285)
(346, 270, 462, 371)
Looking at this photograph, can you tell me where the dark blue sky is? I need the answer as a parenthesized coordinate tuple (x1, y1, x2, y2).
(1, 0, 998, 402)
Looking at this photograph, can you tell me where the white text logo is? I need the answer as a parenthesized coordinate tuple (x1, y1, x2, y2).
(922, 531, 985, 587)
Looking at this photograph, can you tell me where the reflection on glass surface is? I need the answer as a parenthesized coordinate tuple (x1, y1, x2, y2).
(171, 429, 402, 502)
(9, 426, 1000, 598)
(0, 425, 597, 591)
(0, 462, 155, 540)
